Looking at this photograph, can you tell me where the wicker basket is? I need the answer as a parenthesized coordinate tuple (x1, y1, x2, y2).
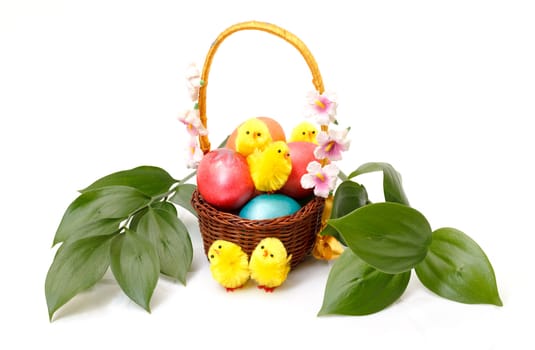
(191, 21, 328, 269)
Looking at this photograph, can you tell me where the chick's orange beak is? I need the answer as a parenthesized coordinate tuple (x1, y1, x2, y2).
(263, 249, 268, 257)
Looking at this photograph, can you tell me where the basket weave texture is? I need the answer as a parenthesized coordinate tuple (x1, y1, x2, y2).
(192, 190, 325, 269)
(192, 21, 328, 269)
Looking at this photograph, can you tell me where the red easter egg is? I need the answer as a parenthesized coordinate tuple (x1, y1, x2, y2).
(196, 148, 255, 211)
(279, 141, 319, 199)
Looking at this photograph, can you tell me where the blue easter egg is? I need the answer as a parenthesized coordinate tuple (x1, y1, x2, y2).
(239, 194, 301, 220)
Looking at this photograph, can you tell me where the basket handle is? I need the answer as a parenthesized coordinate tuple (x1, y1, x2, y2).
(197, 21, 325, 154)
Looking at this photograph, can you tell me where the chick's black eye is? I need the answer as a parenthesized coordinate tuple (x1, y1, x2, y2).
(277, 149, 281, 153)
(270, 254, 274, 258)
(312, 130, 316, 134)
(246, 131, 250, 135)
(257, 132, 261, 137)
(210, 254, 214, 259)
(302, 131, 306, 135)
(218, 245, 222, 249)
(261, 246, 264, 249)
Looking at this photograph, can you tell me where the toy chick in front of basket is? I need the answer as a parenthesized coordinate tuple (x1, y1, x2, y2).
(208, 238, 291, 292)
(208, 240, 251, 292)
(249, 237, 292, 292)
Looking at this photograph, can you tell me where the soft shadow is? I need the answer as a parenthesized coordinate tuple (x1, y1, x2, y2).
(149, 275, 187, 310)
(282, 256, 332, 290)
(52, 277, 121, 321)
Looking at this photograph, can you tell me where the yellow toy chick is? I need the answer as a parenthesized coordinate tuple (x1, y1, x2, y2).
(289, 121, 319, 144)
(247, 140, 292, 193)
(208, 240, 250, 292)
(235, 118, 273, 157)
(249, 237, 292, 292)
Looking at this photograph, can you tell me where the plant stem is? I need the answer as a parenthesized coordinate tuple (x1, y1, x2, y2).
(338, 170, 348, 181)
(152, 169, 198, 204)
(179, 170, 197, 184)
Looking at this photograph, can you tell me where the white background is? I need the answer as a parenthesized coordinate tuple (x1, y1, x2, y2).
(1, 0, 534, 349)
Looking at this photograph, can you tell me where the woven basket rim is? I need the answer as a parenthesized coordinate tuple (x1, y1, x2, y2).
(191, 189, 324, 226)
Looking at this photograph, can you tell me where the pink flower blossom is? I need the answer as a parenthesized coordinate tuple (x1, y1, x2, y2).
(305, 91, 338, 126)
(314, 128, 350, 161)
(178, 109, 207, 136)
(186, 137, 204, 169)
(185, 63, 203, 101)
(300, 161, 339, 198)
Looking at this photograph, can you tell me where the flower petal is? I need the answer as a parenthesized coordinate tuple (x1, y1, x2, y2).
(300, 173, 316, 189)
(313, 147, 327, 160)
(304, 91, 338, 125)
(323, 163, 340, 178)
(178, 109, 207, 136)
(316, 131, 329, 145)
(186, 138, 204, 169)
(185, 63, 201, 80)
(187, 84, 200, 101)
(306, 161, 323, 174)
(185, 63, 202, 101)
(313, 235, 344, 260)
(313, 183, 331, 198)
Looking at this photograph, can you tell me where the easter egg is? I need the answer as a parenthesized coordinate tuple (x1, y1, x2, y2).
(239, 194, 301, 220)
(279, 141, 320, 199)
(225, 116, 286, 150)
(197, 148, 255, 211)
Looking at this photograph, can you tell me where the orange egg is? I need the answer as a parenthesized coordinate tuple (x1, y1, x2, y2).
(225, 116, 286, 150)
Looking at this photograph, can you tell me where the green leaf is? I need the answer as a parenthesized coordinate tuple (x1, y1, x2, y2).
(128, 201, 178, 229)
(318, 224, 343, 243)
(415, 227, 502, 306)
(131, 206, 193, 284)
(328, 202, 432, 273)
(318, 249, 411, 316)
(55, 218, 123, 245)
(169, 183, 197, 217)
(80, 166, 176, 197)
(320, 181, 369, 245)
(331, 180, 369, 218)
(110, 230, 160, 312)
(45, 234, 114, 320)
(54, 186, 151, 245)
(151, 201, 178, 216)
(348, 162, 409, 205)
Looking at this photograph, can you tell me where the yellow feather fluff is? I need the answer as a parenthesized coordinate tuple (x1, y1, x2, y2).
(249, 237, 291, 292)
(208, 240, 250, 292)
(235, 118, 273, 157)
(247, 141, 292, 193)
(289, 121, 319, 144)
